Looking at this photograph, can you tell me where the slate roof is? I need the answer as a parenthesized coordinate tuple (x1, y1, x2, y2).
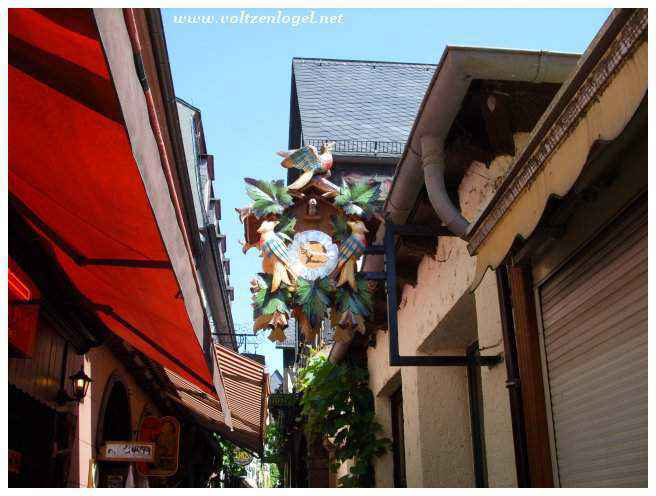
(292, 57, 436, 156)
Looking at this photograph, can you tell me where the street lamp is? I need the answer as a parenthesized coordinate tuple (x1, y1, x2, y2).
(69, 366, 93, 402)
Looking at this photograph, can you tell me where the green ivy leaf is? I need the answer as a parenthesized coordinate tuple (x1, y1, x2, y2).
(296, 353, 391, 487)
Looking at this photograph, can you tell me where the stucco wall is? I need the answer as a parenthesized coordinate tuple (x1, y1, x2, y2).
(475, 269, 517, 487)
(69, 345, 159, 487)
(366, 134, 526, 487)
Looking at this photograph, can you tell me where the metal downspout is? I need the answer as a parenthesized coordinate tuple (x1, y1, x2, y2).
(420, 135, 470, 237)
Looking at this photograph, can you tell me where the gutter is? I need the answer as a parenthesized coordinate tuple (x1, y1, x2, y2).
(332, 47, 578, 364)
(143, 9, 203, 259)
(364, 46, 578, 273)
(385, 46, 579, 234)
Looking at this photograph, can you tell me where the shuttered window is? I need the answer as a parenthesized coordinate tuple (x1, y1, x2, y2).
(538, 198, 647, 487)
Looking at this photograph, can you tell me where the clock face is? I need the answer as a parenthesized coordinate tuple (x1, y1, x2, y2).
(288, 230, 339, 281)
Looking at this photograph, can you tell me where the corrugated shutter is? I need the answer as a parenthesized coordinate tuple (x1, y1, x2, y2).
(539, 199, 647, 488)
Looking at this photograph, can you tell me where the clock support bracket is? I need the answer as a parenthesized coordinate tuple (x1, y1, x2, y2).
(362, 221, 503, 369)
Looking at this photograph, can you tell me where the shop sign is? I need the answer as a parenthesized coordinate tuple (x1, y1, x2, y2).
(234, 449, 253, 466)
(98, 441, 155, 463)
(136, 416, 180, 477)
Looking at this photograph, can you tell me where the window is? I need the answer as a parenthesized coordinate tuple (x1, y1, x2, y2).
(390, 387, 406, 488)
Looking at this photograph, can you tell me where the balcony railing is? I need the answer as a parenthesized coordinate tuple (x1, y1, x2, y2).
(305, 138, 405, 156)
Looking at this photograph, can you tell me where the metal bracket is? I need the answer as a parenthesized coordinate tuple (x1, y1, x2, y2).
(364, 221, 502, 368)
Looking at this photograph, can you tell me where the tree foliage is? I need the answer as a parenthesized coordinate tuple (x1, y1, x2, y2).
(297, 353, 391, 487)
(263, 421, 286, 488)
(215, 435, 246, 486)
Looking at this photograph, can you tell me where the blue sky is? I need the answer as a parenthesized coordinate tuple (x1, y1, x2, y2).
(162, 8, 611, 375)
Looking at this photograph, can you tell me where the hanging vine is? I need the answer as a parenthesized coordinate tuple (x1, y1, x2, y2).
(297, 353, 391, 487)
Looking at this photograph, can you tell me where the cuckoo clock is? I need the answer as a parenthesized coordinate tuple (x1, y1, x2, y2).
(237, 144, 381, 344)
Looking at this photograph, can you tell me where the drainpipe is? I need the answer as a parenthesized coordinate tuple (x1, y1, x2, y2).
(420, 135, 470, 237)
(331, 47, 580, 363)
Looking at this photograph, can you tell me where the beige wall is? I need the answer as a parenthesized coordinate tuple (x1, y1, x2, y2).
(68, 345, 159, 488)
(475, 269, 517, 487)
(366, 136, 527, 487)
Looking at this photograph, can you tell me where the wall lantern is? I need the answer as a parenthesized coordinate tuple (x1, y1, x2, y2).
(69, 366, 93, 402)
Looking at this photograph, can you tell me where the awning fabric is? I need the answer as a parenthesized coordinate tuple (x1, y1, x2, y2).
(8, 9, 214, 393)
(164, 345, 268, 453)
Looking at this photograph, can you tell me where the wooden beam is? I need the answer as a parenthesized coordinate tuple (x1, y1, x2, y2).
(507, 264, 554, 487)
(481, 91, 516, 157)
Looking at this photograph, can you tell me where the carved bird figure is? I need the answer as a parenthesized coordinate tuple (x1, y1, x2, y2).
(257, 220, 297, 292)
(335, 220, 368, 290)
(277, 142, 335, 191)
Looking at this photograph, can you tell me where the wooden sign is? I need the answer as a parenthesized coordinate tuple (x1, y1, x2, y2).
(136, 416, 180, 477)
(98, 441, 155, 463)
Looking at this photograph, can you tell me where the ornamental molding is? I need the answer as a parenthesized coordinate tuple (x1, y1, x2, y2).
(467, 9, 647, 255)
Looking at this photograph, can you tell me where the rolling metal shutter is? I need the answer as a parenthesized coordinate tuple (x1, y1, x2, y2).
(539, 199, 647, 487)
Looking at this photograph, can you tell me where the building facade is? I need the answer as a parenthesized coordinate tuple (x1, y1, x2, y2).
(279, 8, 647, 488)
(8, 8, 266, 488)
(361, 8, 647, 488)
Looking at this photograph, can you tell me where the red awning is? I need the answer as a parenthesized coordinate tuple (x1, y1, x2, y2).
(8, 9, 215, 394)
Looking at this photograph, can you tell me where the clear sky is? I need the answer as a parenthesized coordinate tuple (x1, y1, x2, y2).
(162, 8, 611, 375)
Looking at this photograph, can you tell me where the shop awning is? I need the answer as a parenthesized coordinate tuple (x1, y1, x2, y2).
(164, 345, 268, 453)
(8, 9, 222, 400)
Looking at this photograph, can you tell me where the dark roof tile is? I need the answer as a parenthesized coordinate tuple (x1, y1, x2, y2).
(292, 58, 436, 154)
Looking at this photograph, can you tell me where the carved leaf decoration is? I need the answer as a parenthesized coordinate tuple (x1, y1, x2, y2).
(263, 291, 290, 315)
(335, 275, 373, 318)
(275, 214, 297, 242)
(331, 214, 350, 244)
(251, 273, 269, 310)
(334, 180, 381, 219)
(245, 178, 293, 218)
(252, 273, 292, 325)
(296, 277, 333, 330)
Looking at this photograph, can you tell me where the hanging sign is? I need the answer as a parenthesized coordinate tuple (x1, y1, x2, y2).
(136, 416, 180, 477)
(234, 449, 253, 466)
(98, 441, 155, 463)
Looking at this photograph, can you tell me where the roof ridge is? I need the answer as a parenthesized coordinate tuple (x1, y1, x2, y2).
(293, 56, 436, 67)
